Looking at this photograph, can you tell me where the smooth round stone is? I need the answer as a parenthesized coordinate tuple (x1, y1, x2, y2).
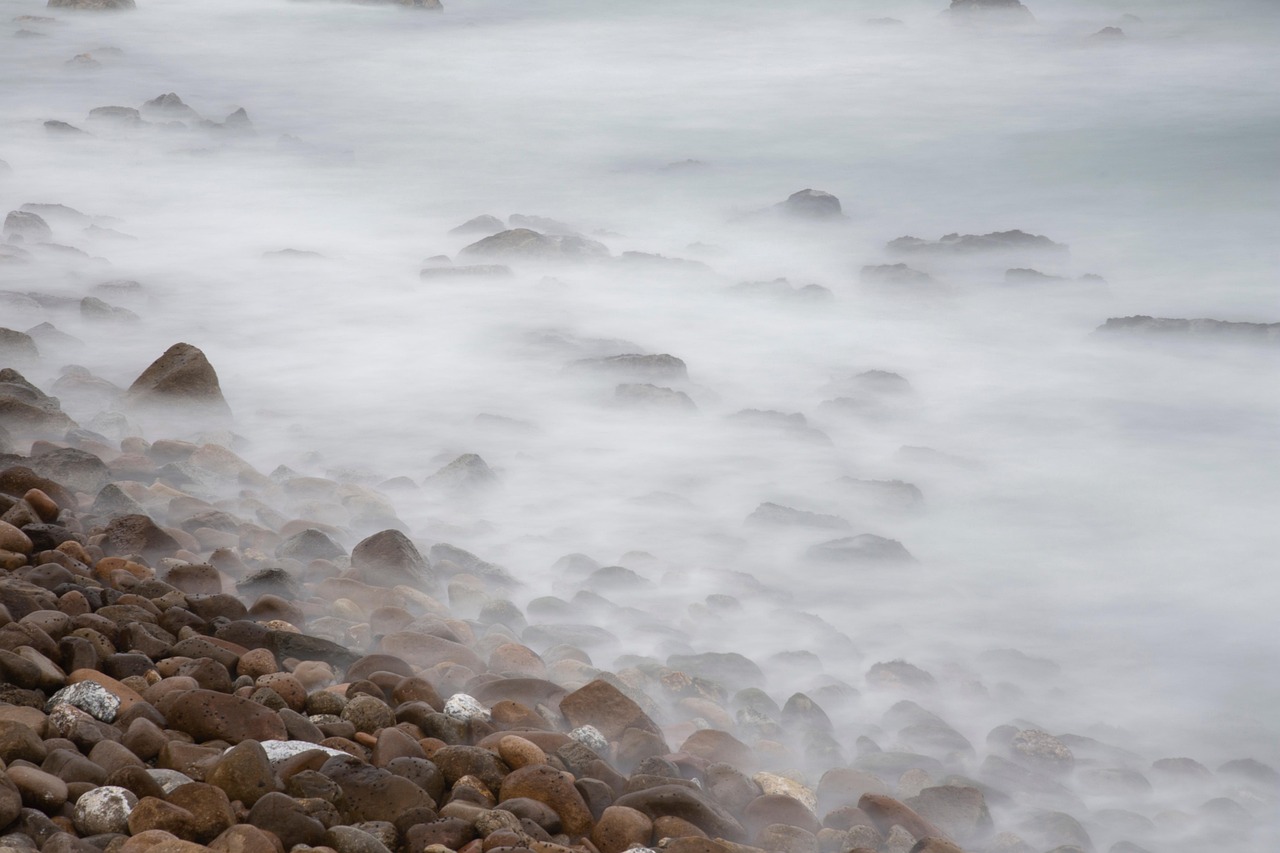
(146, 770, 195, 794)
(72, 786, 137, 835)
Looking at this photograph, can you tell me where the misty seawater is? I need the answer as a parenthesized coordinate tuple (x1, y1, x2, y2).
(2, 0, 1279, 850)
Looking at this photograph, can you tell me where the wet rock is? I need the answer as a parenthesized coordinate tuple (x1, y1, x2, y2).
(324, 757, 439, 822)
(559, 679, 664, 741)
(857, 794, 944, 842)
(592, 805, 652, 853)
(905, 786, 992, 843)
(614, 784, 744, 842)
(351, 529, 434, 589)
(1016, 811, 1092, 851)
(125, 342, 232, 423)
(207, 740, 280, 806)
(277, 529, 346, 562)
(1009, 730, 1073, 775)
(164, 689, 288, 744)
(246, 792, 326, 849)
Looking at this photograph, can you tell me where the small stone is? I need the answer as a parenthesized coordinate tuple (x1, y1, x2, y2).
(569, 725, 608, 752)
(443, 694, 489, 723)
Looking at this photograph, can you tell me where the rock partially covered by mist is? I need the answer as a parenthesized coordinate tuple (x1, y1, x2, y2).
(888, 230, 1066, 255)
(424, 452, 498, 494)
(459, 228, 609, 262)
(746, 503, 851, 530)
(1096, 315, 1280, 342)
(776, 189, 844, 220)
(351, 527, 434, 589)
(614, 383, 697, 412)
(860, 264, 939, 292)
(125, 342, 232, 427)
(0, 330, 39, 366)
(448, 214, 504, 235)
(48, 0, 135, 8)
(141, 92, 199, 120)
(3, 211, 53, 243)
(569, 353, 688, 381)
(0, 368, 77, 436)
(945, 0, 1035, 23)
(807, 533, 915, 563)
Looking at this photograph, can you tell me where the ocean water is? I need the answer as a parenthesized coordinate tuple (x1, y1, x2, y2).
(2, 0, 1278, 849)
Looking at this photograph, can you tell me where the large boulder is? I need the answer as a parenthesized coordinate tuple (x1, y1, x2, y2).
(350, 529, 434, 589)
(126, 343, 231, 429)
(0, 369, 76, 436)
(2, 212, 52, 242)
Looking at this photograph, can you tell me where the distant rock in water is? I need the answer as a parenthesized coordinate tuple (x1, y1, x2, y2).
(732, 278, 833, 301)
(125, 342, 232, 424)
(837, 478, 924, 511)
(424, 453, 498, 494)
(945, 0, 1034, 23)
(44, 120, 88, 136)
(1096, 316, 1280, 342)
(888, 230, 1065, 255)
(568, 353, 688, 381)
(419, 264, 512, 280)
(508, 213, 579, 236)
(3, 211, 53, 243)
(48, 0, 136, 8)
(807, 533, 915, 563)
(746, 502, 851, 531)
(141, 93, 199, 120)
(448, 214, 504, 235)
(459, 228, 609, 262)
(776, 189, 844, 220)
(859, 264, 946, 296)
(614, 383, 697, 412)
(1092, 26, 1125, 40)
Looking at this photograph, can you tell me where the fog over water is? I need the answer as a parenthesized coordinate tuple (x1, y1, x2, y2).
(3, 0, 1279, 849)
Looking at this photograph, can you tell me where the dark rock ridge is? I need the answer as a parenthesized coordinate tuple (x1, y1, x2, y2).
(1096, 315, 1280, 342)
(945, 0, 1035, 22)
(888, 230, 1066, 255)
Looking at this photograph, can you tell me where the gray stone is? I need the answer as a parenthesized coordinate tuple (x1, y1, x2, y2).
(71, 786, 136, 835)
(46, 681, 120, 723)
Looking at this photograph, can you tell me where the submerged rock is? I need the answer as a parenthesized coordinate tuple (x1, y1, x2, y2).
(570, 353, 689, 381)
(459, 228, 609, 261)
(776, 189, 844, 220)
(746, 503, 851, 530)
(807, 533, 915, 563)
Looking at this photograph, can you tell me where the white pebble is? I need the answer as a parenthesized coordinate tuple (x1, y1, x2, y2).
(443, 693, 489, 722)
(72, 786, 137, 835)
